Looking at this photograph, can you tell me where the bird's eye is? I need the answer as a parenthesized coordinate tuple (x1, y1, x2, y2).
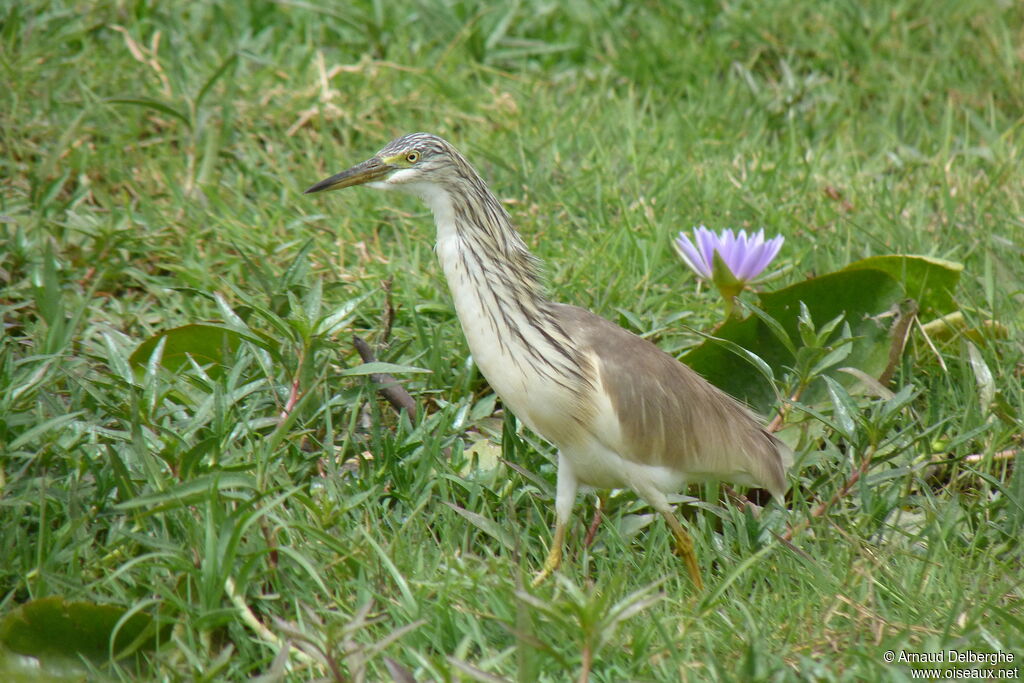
(406, 151, 420, 163)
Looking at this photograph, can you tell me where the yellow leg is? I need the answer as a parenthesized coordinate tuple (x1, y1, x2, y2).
(533, 453, 578, 586)
(661, 510, 704, 590)
(531, 521, 566, 586)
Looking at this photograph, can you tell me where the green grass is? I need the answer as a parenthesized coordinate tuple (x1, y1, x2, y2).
(2, 0, 1023, 680)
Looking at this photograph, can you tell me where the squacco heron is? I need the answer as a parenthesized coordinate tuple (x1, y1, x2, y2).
(306, 133, 790, 588)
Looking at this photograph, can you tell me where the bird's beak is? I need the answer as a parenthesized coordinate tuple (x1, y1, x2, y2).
(304, 157, 392, 194)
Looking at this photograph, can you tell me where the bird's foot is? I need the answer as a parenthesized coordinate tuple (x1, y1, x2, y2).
(531, 545, 562, 587)
(674, 539, 704, 591)
(662, 511, 704, 590)
(530, 566, 554, 587)
(531, 526, 565, 587)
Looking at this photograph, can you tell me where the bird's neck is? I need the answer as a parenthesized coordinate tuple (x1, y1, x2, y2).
(418, 177, 550, 311)
(416, 176, 587, 397)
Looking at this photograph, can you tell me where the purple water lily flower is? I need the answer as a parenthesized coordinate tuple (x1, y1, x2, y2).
(674, 226, 784, 283)
(674, 226, 784, 318)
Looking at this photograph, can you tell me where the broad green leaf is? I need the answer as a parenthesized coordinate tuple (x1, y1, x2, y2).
(684, 268, 905, 413)
(842, 254, 962, 315)
(0, 597, 168, 663)
(129, 323, 244, 376)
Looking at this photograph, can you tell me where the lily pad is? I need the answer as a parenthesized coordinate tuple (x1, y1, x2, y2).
(684, 268, 907, 413)
(842, 254, 962, 316)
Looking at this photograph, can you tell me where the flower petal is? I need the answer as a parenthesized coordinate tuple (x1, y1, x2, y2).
(745, 233, 785, 280)
(674, 232, 711, 278)
(720, 228, 747, 275)
(677, 225, 784, 284)
(761, 234, 785, 269)
(732, 244, 761, 280)
(695, 226, 720, 271)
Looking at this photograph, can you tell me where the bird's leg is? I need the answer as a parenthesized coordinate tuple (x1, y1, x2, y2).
(661, 509, 704, 590)
(532, 452, 577, 586)
(634, 483, 705, 590)
(532, 521, 565, 586)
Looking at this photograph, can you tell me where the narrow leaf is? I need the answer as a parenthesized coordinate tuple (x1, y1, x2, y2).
(339, 362, 431, 376)
(966, 341, 995, 413)
(837, 367, 895, 399)
(809, 335, 854, 376)
(823, 376, 858, 439)
(316, 290, 375, 336)
(214, 292, 249, 329)
(741, 301, 796, 356)
(106, 97, 191, 128)
(194, 53, 238, 110)
(687, 327, 776, 386)
(442, 501, 517, 551)
(114, 473, 257, 511)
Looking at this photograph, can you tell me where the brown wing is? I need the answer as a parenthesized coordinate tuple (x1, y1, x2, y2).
(554, 304, 789, 499)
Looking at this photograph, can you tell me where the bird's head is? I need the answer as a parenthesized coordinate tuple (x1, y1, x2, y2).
(304, 132, 461, 198)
